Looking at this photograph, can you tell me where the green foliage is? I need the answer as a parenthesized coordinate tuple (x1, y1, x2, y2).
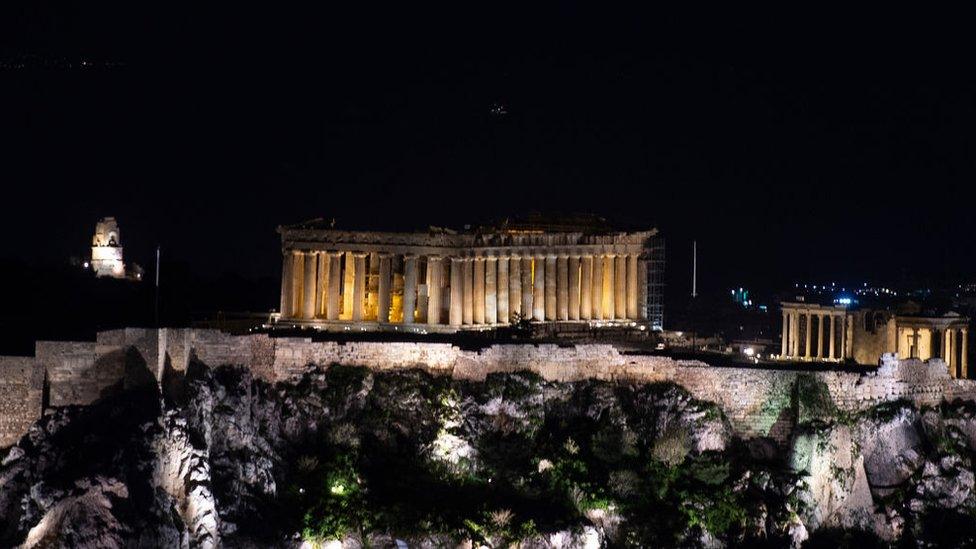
(795, 374, 838, 425)
(276, 369, 790, 546)
(651, 423, 691, 466)
(862, 399, 912, 422)
(299, 453, 371, 543)
(324, 364, 370, 391)
(680, 485, 746, 535)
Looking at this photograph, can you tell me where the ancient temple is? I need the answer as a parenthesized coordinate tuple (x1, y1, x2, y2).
(780, 301, 970, 377)
(276, 216, 663, 332)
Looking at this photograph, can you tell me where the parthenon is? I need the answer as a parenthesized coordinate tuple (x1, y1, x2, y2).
(276, 216, 663, 332)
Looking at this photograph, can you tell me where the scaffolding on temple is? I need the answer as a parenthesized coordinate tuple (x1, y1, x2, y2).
(646, 235, 665, 330)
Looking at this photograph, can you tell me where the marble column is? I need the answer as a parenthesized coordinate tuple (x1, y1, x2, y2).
(462, 258, 474, 325)
(533, 255, 546, 322)
(831, 314, 844, 361)
(302, 252, 318, 319)
(790, 312, 799, 357)
(280, 251, 295, 319)
(947, 329, 955, 375)
(845, 315, 853, 359)
(962, 328, 969, 378)
(427, 256, 444, 325)
(816, 314, 825, 359)
(315, 253, 328, 317)
(556, 255, 569, 321)
(545, 255, 557, 321)
(521, 257, 533, 319)
(473, 257, 486, 324)
(417, 284, 429, 323)
(327, 252, 341, 321)
(291, 252, 305, 317)
(591, 255, 604, 320)
(485, 256, 498, 324)
(637, 258, 648, 320)
(939, 329, 949, 364)
(895, 326, 912, 358)
(829, 314, 837, 359)
(366, 253, 379, 320)
(580, 255, 592, 320)
(614, 254, 626, 319)
(509, 256, 522, 319)
(568, 254, 581, 321)
(781, 311, 789, 357)
(603, 255, 615, 320)
(449, 257, 463, 327)
(626, 254, 638, 320)
(803, 312, 812, 359)
(402, 255, 418, 324)
(352, 253, 366, 322)
(497, 256, 509, 324)
(342, 252, 356, 320)
(377, 254, 392, 323)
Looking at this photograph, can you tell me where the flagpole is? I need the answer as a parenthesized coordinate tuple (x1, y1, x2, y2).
(154, 245, 161, 327)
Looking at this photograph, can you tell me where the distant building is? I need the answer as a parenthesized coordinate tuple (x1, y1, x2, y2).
(90, 217, 125, 278)
(779, 301, 970, 377)
(276, 215, 664, 332)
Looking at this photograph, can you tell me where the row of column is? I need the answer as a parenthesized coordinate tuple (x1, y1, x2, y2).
(947, 328, 969, 378)
(281, 250, 648, 326)
(447, 253, 646, 326)
(899, 326, 969, 378)
(781, 310, 848, 360)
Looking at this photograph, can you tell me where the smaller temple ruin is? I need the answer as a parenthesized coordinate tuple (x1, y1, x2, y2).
(780, 301, 970, 377)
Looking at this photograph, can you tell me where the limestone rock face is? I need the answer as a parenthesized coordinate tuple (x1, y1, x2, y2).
(7, 361, 976, 546)
(789, 424, 877, 532)
(857, 406, 926, 496)
(911, 455, 975, 510)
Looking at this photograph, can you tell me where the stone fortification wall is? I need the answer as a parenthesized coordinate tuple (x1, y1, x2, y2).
(0, 357, 44, 447)
(2, 329, 975, 447)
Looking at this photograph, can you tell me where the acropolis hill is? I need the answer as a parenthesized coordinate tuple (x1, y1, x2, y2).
(7, 218, 976, 546)
(3, 327, 975, 448)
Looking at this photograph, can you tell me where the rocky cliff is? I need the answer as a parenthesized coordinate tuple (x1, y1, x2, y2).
(3, 360, 976, 548)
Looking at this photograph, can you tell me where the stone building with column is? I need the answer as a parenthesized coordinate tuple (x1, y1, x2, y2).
(90, 217, 126, 278)
(275, 216, 663, 333)
(780, 301, 970, 378)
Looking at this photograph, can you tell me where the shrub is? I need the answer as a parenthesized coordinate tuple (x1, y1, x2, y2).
(300, 454, 371, 543)
(653, 423, 691, 466)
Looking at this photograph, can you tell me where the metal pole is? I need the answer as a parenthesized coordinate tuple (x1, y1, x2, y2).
(691, 240, 697, 298)
(155, 245, 161, 327)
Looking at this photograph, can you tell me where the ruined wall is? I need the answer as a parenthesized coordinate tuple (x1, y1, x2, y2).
(34, 329, 166, 407)
(0, 357, 44, 447)
(850, 310, 897, 366)
(3, 328, 976, 448)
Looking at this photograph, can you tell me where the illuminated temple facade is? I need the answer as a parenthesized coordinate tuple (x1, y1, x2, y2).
(780, 301, 970, 377)
(276, 217, 663, 332)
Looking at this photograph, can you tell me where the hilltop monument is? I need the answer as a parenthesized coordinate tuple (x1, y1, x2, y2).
(90, 217, 126, 278)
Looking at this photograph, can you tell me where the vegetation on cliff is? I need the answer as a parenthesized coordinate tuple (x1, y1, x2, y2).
(243, 367, 805, 546)
(6, 362, 976, 547)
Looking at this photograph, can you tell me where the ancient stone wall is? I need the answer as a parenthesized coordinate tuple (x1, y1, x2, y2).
(3, 329, 975, 448)
(0, 357, 44, 447)
(35, 341, 100, 407)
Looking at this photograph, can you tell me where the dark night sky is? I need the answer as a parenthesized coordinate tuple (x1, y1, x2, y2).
(2, 5, 975, 301)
